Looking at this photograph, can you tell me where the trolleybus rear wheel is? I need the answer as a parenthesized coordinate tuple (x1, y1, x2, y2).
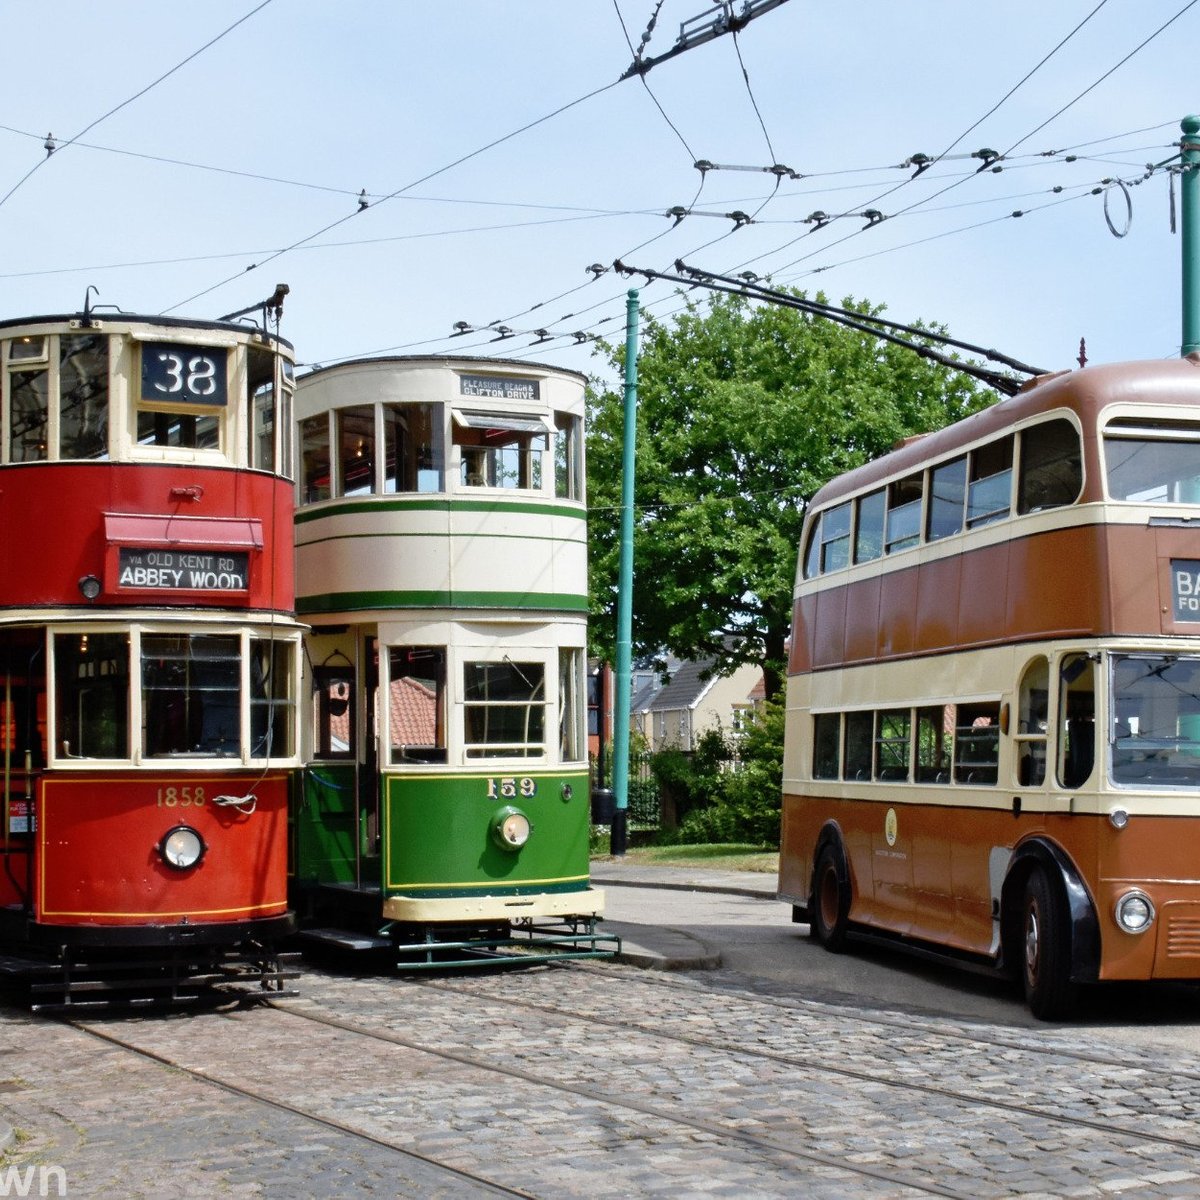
(1022, 868, 1076, 1020)
(811, 844, 850, 951)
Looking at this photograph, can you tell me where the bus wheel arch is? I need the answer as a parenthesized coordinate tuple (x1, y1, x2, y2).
(1000, 839, 1100, 1018)
(810, 827, 851, 951)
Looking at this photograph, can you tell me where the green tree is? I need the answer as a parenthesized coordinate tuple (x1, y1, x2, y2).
(587, 290, 993, 699)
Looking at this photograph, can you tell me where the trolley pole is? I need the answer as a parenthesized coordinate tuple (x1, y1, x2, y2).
(610, 288, 639, 856)
(1182, 115, 1200, 356)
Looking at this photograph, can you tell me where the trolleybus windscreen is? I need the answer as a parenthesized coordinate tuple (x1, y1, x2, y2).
(1111, 653, 1200, 786)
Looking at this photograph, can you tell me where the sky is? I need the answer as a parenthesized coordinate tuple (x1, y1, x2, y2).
(2, 1, 1199, 391)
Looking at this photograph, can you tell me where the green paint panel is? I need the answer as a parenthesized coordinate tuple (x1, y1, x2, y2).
(295, 497, 587, 524)
(298, 590, 589, 615)
(293, 765, 364, 885)
(383, 769, 591, 898)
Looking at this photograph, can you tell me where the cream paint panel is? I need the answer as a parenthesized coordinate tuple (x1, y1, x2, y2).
(377, 615, 585, 648)
(296, 359, 586, 420)
(296, 517, 586, 602)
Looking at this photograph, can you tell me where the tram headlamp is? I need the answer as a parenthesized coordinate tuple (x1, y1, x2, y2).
(160, 825, 206, 870)
(1114, 890, 1155, 934)
(491, 806, 531, 851)
(78, 574, 101, 601)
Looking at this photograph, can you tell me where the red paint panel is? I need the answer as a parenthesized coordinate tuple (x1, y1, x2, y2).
(0, 463, 293, 611)
(36, 773, 289, 925)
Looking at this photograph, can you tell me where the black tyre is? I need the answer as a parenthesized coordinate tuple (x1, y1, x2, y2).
(1022, 868, 1077, 1020)
(810, 843, 850, 952)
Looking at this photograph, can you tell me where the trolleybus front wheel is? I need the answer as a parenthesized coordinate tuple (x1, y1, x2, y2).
(810, 844, 850, 952)
(1022, 868, 1076, 1020)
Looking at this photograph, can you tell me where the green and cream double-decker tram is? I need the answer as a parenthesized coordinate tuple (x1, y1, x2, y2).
(291, 355, 614, 964)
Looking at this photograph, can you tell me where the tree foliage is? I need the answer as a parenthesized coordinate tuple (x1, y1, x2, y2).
(587, 290, 993, 699)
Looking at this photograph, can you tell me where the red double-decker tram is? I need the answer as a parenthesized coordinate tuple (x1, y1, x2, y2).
(0, 310, 302, 1009)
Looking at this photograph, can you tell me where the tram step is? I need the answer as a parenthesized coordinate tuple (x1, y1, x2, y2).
(300, 927, 393, 952)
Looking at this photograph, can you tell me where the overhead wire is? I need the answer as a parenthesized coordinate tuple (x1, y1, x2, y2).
(0, 0, 274, 213)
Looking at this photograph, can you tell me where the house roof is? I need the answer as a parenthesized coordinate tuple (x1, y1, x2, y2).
(648, 657, 719, 713)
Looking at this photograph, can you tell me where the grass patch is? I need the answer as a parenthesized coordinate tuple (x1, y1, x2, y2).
(595, 843, 779, 873)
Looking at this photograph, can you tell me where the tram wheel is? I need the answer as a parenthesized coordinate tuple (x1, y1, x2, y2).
(1021, 868, 1077, 1020)
(810, 843, 850, 952)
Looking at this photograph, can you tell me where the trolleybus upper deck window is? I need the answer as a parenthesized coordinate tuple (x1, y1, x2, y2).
(885, 475, 922, 553)
(1017, 418, 1081, 512)
(854, 489, 885, 563)
(966, 436, 1013, 527)
(1104, 417, 1200, 503)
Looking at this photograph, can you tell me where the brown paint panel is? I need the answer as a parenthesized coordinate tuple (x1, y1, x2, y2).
(876, 566, 919, 659)
(843, 573, 882, 666)
(1005, 527, 1104, 639)
(914, 556, 961, 654)
(811, 585, 849, 670)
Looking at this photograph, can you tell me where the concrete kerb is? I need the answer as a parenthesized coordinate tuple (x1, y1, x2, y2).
(590, 861, 778, 970)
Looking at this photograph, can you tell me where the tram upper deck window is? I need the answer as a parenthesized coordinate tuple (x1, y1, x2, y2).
(1104, 417, 1200, 503)
(338, 406, 375, 496)
(1018, 418, 1081, 512)
(453, 412, 548, 490)
(388, 646, 446, 763)
(59, 335, 108, 460)
(137, 343, 225, 452)
(555, 412, 583, 500)
(1110, 653, 1200, 787)
(300, 414, 331, 503)
(54, 632, 129, 760)
(384, 402, 443, 493)
(249, 346, 293, 478)
(885, 475, 922, 553)
(463, 659, 546, 759)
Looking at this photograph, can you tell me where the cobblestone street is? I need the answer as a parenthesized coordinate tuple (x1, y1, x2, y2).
(4, 945, 1200, 1198)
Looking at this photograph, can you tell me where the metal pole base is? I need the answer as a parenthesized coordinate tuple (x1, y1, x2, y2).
(610, 808, 628, 857)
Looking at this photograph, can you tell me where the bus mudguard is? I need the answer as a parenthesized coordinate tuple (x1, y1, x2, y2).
(1001, 838, 1101, 984)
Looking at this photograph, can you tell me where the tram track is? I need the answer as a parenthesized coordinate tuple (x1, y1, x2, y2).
(403, 965, 1200, 1155)
(52, 962, 1200, 1198)
(66, 1017, 537, 1200)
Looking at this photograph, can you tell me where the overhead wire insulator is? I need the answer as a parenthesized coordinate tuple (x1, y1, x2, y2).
(727, 210, 752, 227)
(861, 208, 885, 228)
(666, 205, 689, 224)
(804, 210, 830, 228)
(904, 152, 931, 178)
(973, 147, 1001, 172)
(43, 132, 56, 157)
(587, 263, 608, 277)
(451, 321, 472, 336)
(694, 159, 714, 174)
(357, 189, 368, 211)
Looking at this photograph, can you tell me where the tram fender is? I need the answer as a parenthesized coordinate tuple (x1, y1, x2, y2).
(1000, 839, 1100, 984)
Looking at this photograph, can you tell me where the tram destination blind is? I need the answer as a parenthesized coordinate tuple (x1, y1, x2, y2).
(118, 547, 249, 592)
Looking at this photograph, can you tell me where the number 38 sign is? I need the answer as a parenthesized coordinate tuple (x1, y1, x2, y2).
(141, 342, 228, 407)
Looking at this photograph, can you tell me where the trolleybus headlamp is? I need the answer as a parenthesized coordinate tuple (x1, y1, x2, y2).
(160, 825, 205, 870)
(1109, 808, 1130, 830)
(1115, 890, 1155, 934)
(491, 806, 531, 851)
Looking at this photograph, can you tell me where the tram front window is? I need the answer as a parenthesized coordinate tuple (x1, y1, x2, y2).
(1111, 653, 1200, 786)
(463, 660, 545, 759)
(142, 634, 240, 757)
(54, 632, 130, 759)
(388, 647, 446, 763)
